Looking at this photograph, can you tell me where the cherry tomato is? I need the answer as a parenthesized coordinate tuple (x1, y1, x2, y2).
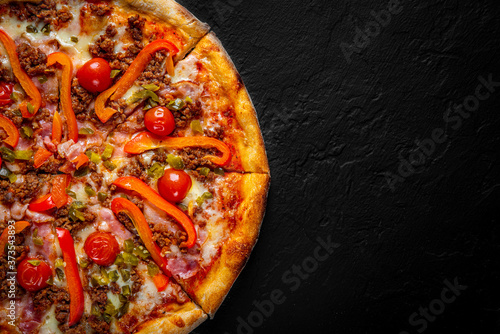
(84, 232, 120, 266)
(76, 58, 112, 93)
(158, 169, 192, 203)
(144, 106, 175, 136)
(0, 82, 14, 106)
(17, 258, 52, 292)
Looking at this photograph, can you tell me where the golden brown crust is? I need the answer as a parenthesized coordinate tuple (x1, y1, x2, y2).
(181, 173, 270, 317)
(118, 0, 209, 60)
(136, 302, 208, 334)
(190, 33, 270, 174)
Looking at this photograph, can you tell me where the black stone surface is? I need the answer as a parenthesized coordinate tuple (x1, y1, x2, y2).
(178, 0, 500, 333)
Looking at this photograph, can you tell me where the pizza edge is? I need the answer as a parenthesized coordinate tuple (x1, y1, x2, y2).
(134, 301, 208, 334)
(184, 173, 270, 317)
(192, 32, 270, 174)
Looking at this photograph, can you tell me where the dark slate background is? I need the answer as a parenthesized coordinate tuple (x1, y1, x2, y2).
(177, 0, 500, 333)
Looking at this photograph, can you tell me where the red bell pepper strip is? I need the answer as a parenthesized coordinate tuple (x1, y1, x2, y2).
(52, 174, 70, 208)
(28, 193, 56, 212)
(56, 228, 84, 327)
(112, 176, 197, 249)
(47, 53, 78, 143)
(0, 114, 19, 147)
(0, 221, 30, 257)
(124, 132, 231, 166)
(165, 54, 175, 77)
(152, 273, 170, 292)
(33, 147, 53, 168)
(71, 153, 89, 170)
(111, 197, 172, 276)
(0, 29, 42, 118)
(95, 40, 179, 123)
(52, 111, 63, 146)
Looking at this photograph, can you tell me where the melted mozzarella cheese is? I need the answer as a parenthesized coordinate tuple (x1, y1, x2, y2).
(128, 263, 162, 314)
(172, 54, 199, 83)
(122, 85, 142, 101)
(74, 225, 97, 260)
(0, 16, 30, 40)
(200, 216, 224, 266)
(0, 3, 102, 69)
(37, 305, 62, 334)
(107, 291, 122, 310)
(181, 175, 209, 207)
(140, 151, 155, 165)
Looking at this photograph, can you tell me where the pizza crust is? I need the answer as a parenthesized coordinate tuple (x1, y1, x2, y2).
(181, 173, 270, 317)
(136, 302, 208, 334)
(118, 0, 209, 60)
(191, 33, 270, 174)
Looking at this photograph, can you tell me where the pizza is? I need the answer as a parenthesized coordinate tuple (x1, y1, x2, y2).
(0, 0, 270, 333)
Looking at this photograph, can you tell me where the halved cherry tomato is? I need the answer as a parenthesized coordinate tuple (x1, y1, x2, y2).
(17, 258, 52, 292)
(158, 169, 192, 203)
(0, 82, 14, 106)
(77, 58, 112, 93)
(84, 232, 120, 266)
(29, 193, 56, 212)
(144, 106, 175, 136)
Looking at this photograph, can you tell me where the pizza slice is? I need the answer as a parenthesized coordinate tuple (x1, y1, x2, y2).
(172, 32, 269, 174)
